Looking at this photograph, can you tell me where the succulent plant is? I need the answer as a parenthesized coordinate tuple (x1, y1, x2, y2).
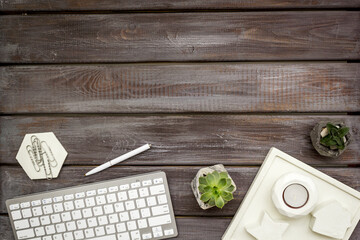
(198, 170, 235, 209)
(320, 123, 349, 150)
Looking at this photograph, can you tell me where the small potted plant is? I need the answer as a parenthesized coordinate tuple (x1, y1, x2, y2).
(191, 164, 236, 209)
(310, 121, 351, 158)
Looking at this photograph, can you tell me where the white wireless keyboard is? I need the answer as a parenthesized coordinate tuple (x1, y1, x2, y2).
(6, 171, 178, 240)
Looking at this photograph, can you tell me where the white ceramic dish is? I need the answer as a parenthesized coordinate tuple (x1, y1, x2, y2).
(222, 147, 360, 240)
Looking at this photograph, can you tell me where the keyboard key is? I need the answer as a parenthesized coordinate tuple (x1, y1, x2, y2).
(146, 196, 157, 206)
(43, 205, 53, 214)
(85, 197, 96, 207)
(125, 200, 135, 210)
(63, 232, 74, 240)
(17, 228, 35, 239)
(96, 195, 106, 205)
(20, 202, 31, 208)
(139, 188, 149, 197)
(86, 190, 96, 197)
(141, 208, 151, 218)
(53, 233, 63, 240)
(149, 214, 172, 227)
(106, 193, 117, 203)
(82, 208, 93, 218)
(64, 201, 74, 211)
(95, 226, 105, 236)
(131, 182, 141, 188)
(98, 188, 107, 194)
(164, 228, 175, 236)
(31, 200, 41, 207)
(153, 177, 163, 184)
(35, 226, 45, 236)
(32, 207, 43, 217)
(150, 184, 165, 195)
(98, 215, 108, 225)
(56, 223, 66, 233)
(40, 215, 50, 225)
(14, 219, 30, 230)
(128, 190, 139, 199)
(138, 219, 148, 229)
(30, 217, 40, 227)
(51, 213, 61, 223)
(151, 204, 170, 216)
(74, 230, 84, 240)
(66, 221, 76, 231)
(116, 222, 126, 232)
(43, 236, 52, 240)
(42, 198, 52, 204)
(117, 192, 128, 201)
(10, 203, 20, 210)
(114, 202, 124, 212)
(45, 224, 56, 234)
(136, 199, 146, 208)
(61, 212, 71, 222)
(72, 210, 82, 220)
(87, 217, 98, 227)
(84, 228, 95, 238)
(152, 226, 163, 237)
(120, 184, 129, 190)
(53, 196, 64, 202)
(75, 192, 85, 199)
(108, 186, 118, 192)
(130, 210, 140, 220)
(130, 230, 141, 240)
(108, 213, 119, 224)
(76, 219, 87, 229)
(119, 212, 129, 222)
(93, 206, 103, 216)
(157, 194, 168, 204)
(142, 233, 152, 239)
(142, 180, 152, 186)
(64, 194, 74, 201)
(118, 233, 130, 240)
(104, 204, 114, 214)
(105, 224, 116, 234)
(21, 208, 32, 218)
(54, 203, 64, 213)
(75, 199, 85, 209)
(11, 210, 22, 220)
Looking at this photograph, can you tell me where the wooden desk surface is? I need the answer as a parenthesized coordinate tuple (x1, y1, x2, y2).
(0, 1, 359, 239)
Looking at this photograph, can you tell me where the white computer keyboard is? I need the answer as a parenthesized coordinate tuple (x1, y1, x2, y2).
(6, 171, 178, 240)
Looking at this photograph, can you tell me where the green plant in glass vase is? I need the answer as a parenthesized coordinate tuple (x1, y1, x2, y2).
(198, 171, 235, 209)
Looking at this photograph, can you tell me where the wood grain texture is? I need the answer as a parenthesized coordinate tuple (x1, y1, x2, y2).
(1, 12, 359, 63)
(1, 166, 360, 216)
(1, 0, 360, 11)
(1, 115, 359, 166)
(1, 63, 359, 113)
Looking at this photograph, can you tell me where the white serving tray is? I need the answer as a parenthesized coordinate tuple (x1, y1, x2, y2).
(222, 147, 360, 240)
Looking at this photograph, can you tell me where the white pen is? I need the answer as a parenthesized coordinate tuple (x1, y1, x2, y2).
(85, 143, 151, 176)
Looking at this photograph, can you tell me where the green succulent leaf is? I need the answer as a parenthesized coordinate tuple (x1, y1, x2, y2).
(225, 185, 235, 192)
(221, 191, 234, 201)
(218, 178, 227, 188)
(338, 127, 349, 138)
(208, 196, 216, 206)
(199, 176, 207, 185)
(215, 196, 225, 209)
(219, 172, 228, 179)
(212, 171, 220, 182)
(206, 173, 216, 186)
(320, 122, 349, 151)
(200, 192, 213, 202)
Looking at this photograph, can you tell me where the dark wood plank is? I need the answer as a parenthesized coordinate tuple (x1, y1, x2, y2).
(0, 215, 14, 240)
(1, 166, 360, 216)
(1, 12, 359, 63)
(1, 115, 359, 166)
(1, 63, 359, 113)
(1, 0, 360, 11)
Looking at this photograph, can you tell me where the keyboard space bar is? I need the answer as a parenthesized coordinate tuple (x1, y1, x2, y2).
(88, 234, 116, 240)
